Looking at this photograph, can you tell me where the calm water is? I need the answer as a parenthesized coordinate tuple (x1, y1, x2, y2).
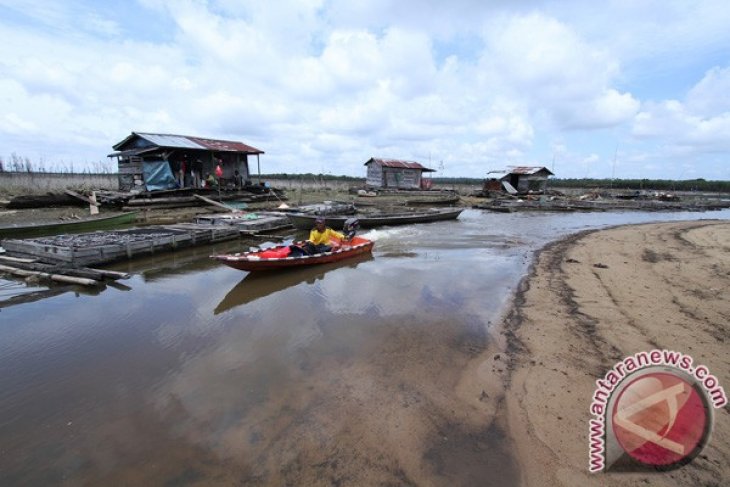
(1, 209, 728, 485)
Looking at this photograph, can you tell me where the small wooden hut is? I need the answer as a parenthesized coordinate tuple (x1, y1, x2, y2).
(364, 158, 435, 190)
(485, 166, 554, 193)
(108, 132, 264, 192)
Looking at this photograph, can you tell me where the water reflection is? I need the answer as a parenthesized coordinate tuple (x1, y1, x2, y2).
(214, 254, 374, 314)
(1, 208, 728, 485)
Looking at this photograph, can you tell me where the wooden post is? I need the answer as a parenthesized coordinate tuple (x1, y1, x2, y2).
(89, 191, 99, 215)
(257, 154, 261, 184)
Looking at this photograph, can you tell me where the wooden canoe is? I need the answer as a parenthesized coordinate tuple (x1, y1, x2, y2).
(0, 211, 139, 240)
(211, 236, 374, 271)
(285, 208, 463, 230)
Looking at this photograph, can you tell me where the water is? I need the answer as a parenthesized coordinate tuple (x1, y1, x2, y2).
(1, 209, 728, 485)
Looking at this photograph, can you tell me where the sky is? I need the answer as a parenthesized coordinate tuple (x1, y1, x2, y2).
(0, 0, 728, 180)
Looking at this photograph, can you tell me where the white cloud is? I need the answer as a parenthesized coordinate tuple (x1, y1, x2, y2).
(632, 67, 730, 153)
(0, 1, 727, 178)
(686, 66, 730, 117)
(482, 13, 638, 130)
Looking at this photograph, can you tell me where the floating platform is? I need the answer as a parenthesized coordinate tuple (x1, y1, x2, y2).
(194, 211, 293, 234)
(1, 224, 241, 266)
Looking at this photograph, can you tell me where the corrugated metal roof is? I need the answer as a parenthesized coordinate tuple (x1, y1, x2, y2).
(365, 158, 435, 172)
(187, 136, 263, 154)
(486, 171, 510, 180)
(106, 147, 159, 158)
(138, 133, 206, 150)
(112, 132, 264, 154)
(506, 166, 553, 175)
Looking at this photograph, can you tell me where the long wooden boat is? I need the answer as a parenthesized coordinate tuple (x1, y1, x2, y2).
(211, 236, 374, 271)
(285, 208, 463, 230)
(0, 211, 139, 239)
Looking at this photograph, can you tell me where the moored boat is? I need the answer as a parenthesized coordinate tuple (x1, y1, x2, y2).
(211, 236, 374, 271)
(0, 211, 139, 240)
(285, 208, 463, 230)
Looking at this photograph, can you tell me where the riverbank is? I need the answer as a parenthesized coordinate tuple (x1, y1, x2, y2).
(496, 220, 729, 486)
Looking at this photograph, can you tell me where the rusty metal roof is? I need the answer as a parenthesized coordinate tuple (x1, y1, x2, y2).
(187, 136, 264, 154)
(365, 158, 435, 172)
(506, 166, 553, 176)
(112, 132, 264, 154)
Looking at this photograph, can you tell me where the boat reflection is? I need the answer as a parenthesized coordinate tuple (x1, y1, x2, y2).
(214, 253, 374, 314)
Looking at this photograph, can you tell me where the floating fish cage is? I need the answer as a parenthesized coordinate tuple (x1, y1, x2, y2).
(1, 224, 240, 266)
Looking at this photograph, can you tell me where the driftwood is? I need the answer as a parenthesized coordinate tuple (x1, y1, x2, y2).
(0, 264, 99, 286)
(86, 267, 130, 279)
(65, 189, 100, 207)
(0, 258, 130, 281)
(193, 194, 240, 212)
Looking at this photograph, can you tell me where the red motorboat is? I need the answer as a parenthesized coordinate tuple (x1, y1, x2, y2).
(211, 236, 374, 271)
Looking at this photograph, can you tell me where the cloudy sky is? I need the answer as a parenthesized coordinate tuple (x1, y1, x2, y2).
(0, 0, 728, 179)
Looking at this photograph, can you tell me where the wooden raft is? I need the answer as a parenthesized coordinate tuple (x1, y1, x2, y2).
(1, 224, 241, 267)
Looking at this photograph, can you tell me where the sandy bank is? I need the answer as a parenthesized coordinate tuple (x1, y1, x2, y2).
(500, 220, 729, 486)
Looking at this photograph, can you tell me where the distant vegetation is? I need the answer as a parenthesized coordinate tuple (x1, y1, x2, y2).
(2, 162, 727, 193)
(549, 178, 730, 193)
(262, 173, 730, 192)
(0, 153, 115, 174)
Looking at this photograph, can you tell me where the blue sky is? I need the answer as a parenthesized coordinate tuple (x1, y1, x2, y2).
(0, 0, 728, 180)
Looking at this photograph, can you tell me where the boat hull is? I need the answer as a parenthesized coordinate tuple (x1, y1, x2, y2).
(285, 208, 463, 230)
(0, 212, 139, 240)
(212, 237, 374, 271)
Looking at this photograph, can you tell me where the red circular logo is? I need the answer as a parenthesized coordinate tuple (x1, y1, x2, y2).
(612, 371, 710, 467)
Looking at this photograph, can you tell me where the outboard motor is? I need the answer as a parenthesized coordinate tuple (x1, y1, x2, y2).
(343, 218, 360, 240)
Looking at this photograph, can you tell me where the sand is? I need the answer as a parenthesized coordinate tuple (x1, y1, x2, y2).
(498, 220, 729, 486)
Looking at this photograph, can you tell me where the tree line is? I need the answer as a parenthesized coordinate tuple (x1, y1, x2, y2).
(260, 174, 730, 193)
(548, 178, 730, 193)
(2, 163, 727, 192)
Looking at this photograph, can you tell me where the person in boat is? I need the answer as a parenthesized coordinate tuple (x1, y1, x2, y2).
(290, 216, 344, 256)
